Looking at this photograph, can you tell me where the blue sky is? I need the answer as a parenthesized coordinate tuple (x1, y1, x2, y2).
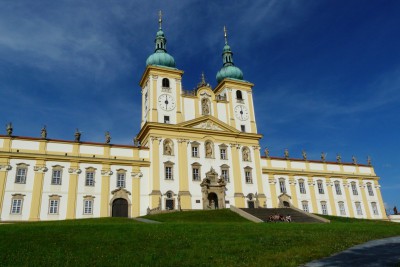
(0, 1, 399, 211)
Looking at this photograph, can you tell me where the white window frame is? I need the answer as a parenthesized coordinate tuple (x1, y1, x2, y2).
(116, 172, 126, 188)
(245, 169, 253, 184)
(302, 201, 309, 213)
(49, 199, 59, 214)
(51, 169, 62, 185)
(321, 201, 328, 215)
(192, 146, 199, 158)
(317, 180, 325, 194)
(351, 182, 358, 195)
(15, 166, 27, 184)
(299, 180, 306, 194)
(355, 202, 363, 215)
(165, 166, 173, 180)
(334, 181, 342, 195)
(11, 199, 23, 214)
(220, 148, 227, 160)
(338, 201, 346, 216)
(84, 199, 93, 215)
(367, 183, 374, 196)
(371, 202, 379, 215)
(192, 167, 200, 181)
(85, 171, 95, 186)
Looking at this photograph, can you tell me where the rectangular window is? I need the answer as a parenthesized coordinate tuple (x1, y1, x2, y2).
(164, 116, 170, 124)
(321, 202, 328, 215)
(338, 202, 346, 216)
(367, 184, 374, 196)
(15, 168, 27, 184)
(245, 171, 252, 184)
(165, 166, 173, 180)
(220, 148, 227, 160)
(85, 172, 95, 186)
(192, 168, 200, 181)
(117, 173, 126, 188)
(299, 181, 306, 194)
(371, 202, 379, 215)
(335, 182, 342, 195)
(279, 180, 286, 193)
(51, 170, 62, 185)
(302, 201, 309, 213)
(84, 200, 93, 215)
(192, 146, 199, 157)
(11, 199, 23, 214)
(221, 169, 229, 182)
(49, 200, 59, 214)
(355, 202, 363, 215)
(351, 183, 358, 195)
(317, 181, 325, 194)
(240, 125, 246, 132)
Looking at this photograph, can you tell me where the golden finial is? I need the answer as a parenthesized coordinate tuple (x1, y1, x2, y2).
(158, 10, 162, 29)
(223, 26, 228, 44)
(201, 72, 205, 84)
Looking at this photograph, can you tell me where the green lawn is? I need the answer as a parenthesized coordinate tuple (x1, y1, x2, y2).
(1, 210, 399, 266)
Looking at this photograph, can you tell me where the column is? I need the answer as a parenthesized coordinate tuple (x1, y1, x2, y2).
(268, 175, 278, 208)
(131, 168, 142, 217)
(150, 75, 159, 122)
(0, 163, 11, 219)
(177, 139, 191, 209)
(307, 178, 318, 213)
(66, 164, 80, 219)
(325, 178, 337, 216)
(359, 180, 372, 219)
(247, 91, 257, 133)
(288, 175, 298, 208)
(100, 168, 111, 217)
(150, 137, 161, 208)
(374, 182, 387, 219)
(253, 146, 266, 207)
(343, 180, 355, 218)
(230, 143, 244, 207)
(29, 162, 47, 221)
(228, 90, 236, 128)
(175, 79, 183, 123)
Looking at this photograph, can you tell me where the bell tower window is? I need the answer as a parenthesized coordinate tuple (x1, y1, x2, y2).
(162, 78, 170, 88)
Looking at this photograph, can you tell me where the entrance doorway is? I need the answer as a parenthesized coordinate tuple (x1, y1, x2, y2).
(248, 201, 255, 209)
(208, 193, 219, 209)
(165, 199, 174, 210)
(112, 198, 128, 217)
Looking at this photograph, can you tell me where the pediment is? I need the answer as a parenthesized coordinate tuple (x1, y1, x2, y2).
(176, 116, 239, 133)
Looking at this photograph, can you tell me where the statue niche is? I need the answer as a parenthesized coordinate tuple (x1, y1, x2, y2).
(200, 167, 226, 210)
(201, 98, 210, 115)
(163, 139, 173, 155)
(205, 141, 213, 158)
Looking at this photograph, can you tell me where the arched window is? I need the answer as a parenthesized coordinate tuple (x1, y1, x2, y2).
(162, 78, 170, 88)
(165, 191, 175, 210)
(338, 201, 346, 216)
(236, 90, 243, 100)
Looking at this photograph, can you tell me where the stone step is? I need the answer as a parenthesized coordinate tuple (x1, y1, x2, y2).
(240, 208, 326, 223)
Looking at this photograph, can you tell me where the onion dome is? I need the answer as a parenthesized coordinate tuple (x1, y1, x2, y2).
(146, 11, 176, 68)
(216, 26, 244, 83)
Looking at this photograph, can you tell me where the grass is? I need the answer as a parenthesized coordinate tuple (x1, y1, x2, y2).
(0, 210, 399, 267)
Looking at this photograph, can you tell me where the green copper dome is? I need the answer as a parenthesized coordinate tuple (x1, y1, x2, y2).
(216, 27, 243, 83)
(146, 51, 176, 68)
(216, 65, 243, 83)
(146, 14, 176, 68)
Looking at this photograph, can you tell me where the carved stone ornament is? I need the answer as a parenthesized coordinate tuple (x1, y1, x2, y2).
(68, 168, 82, 174)
(34, 166, 48, 172)
(268, 178, 277, 184)
(193, 121, 223, 131)
(101, 170, 113, 176)
(0, 165, 12, 171)
(150, 136, 162, 143)
(131, 172, 143, 178)
(199, 91, 212, 97)
(177, 139, 189, 144)
(6, 122, 13, 136)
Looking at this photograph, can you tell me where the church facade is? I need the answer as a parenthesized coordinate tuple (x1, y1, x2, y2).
(0, 17, 386, 221)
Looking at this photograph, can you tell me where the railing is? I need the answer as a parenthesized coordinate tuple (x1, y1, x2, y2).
(216, 95, 227, 101)
(161, 87, 171, 93)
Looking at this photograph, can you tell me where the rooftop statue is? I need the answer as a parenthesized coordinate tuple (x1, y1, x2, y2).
(6, 122, 13, 136)
(41, 125, 47, 139)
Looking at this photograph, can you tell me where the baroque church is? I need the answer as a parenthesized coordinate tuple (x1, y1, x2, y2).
(0, 15, 386, 221)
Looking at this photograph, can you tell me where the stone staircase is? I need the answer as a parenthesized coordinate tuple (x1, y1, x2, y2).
(239, 207, 329, 223)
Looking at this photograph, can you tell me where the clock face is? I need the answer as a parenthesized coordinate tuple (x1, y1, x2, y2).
(158, 94, 176, 111)
(234, 105, 249, 121)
